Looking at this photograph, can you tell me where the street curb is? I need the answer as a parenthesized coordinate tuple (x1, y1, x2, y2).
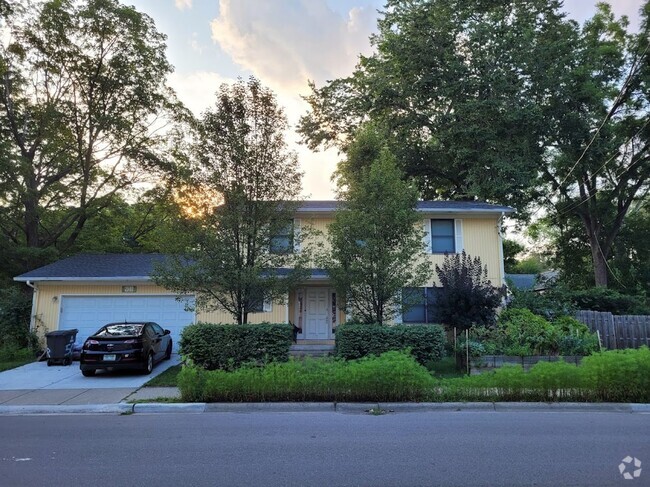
(1, 402, 649, 415)
(493, 402, 633, 412)
(133, 403, 206, 413)
(204, 402, 335, 413)
(0, 403, 134, 415)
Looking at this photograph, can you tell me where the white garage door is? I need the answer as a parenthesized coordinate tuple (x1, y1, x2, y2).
(59, 295, 195, 351)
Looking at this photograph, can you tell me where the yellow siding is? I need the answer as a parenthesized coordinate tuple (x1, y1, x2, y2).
(298, 214, 504, 287)
(199, 302, 287, 324)
(422, 217, 503, 286)
(299, 216, 334, 267)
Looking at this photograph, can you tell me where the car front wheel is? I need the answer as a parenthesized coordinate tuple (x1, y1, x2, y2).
(164, 342, 172, 360)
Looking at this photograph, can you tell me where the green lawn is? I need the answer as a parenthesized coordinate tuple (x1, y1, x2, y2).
(0, 358, 34, 372)
(145, 364, 182, 387)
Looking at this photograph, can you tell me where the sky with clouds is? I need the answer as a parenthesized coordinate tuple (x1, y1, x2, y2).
(128, 0, 646, 200)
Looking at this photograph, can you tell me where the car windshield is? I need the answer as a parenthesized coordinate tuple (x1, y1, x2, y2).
(96, 324, 145, 337)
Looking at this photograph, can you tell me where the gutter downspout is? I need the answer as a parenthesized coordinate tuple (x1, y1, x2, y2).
(497, 212, 506, 287)
(25, 280, 38, 333)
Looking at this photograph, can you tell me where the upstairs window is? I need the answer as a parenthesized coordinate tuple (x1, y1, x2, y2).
(270, 220, 294, 254)
(431, 219, 455, 253)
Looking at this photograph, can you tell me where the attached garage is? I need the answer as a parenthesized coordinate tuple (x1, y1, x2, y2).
(13, 254, 203, 353)
(59, 295, 195, 351)
(15, 253, 288, 348)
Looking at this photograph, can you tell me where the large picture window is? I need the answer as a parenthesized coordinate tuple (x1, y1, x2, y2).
(401, 287, 441, 323)
(431, 219, 455, 253)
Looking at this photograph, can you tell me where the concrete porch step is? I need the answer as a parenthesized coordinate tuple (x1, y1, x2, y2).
(290, 344, 336, 358)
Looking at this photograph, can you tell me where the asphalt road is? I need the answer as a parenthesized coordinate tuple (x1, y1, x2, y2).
(0, 411, 648, 486)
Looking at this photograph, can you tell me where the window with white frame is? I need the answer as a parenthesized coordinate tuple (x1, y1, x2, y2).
(270, 220, 294, 254)
(430, 219, 455, 253)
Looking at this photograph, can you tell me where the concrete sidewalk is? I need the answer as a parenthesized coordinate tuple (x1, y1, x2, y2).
(0, 386, 181, 406)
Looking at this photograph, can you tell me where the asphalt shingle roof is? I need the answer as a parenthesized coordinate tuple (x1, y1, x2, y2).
(14, 254, 170, 281)
(297, 200, 514, 213)
(15, 254, 331, 281)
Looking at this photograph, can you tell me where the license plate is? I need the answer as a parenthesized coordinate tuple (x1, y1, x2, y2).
(103, 354, 116, 361)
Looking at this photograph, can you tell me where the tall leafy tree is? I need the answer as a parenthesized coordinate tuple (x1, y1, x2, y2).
(299, 0, 574, 210)
(324, 126, 431, 324)
(0, 0, 183, 279)
(539, 3, 650, 287)
(153, 77, 309, 325)
(300, 0, 650, 288)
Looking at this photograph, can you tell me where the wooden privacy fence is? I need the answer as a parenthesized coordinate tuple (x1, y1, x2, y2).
(576, 310, 650, 350)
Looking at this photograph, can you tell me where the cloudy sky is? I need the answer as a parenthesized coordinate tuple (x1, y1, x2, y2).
(128, 0, 646, 200)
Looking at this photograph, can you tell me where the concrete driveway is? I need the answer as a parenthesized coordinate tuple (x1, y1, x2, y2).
(0, 355, 180, 405)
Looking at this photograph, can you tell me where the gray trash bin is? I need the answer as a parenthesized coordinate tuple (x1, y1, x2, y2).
(45, 329, 78, 366)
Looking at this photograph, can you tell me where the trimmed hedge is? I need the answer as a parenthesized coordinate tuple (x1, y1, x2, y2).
(180, 322, 293, 370)
(178, 351, 435, 402)
(335, 324, 446, 364)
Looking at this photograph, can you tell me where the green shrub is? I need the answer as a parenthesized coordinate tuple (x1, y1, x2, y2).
(498, 308, 561, 355)
(180, 322, 293, 370)
(508, 286, 574, 320)
(580, 347, 650, 402)
(569, 287, 650, 315)
(434, 251, 502, 329)
(553, 316, 598, 355)
(431, 347, 650, 402)
(462, 310, 599, 357)
(0, 342, 34, 362)
(335, 324, 446, 364)
(178, 351, 435, 402)
(0, 286, 33, 349)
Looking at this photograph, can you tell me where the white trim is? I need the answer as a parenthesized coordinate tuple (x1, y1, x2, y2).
(27, 282, 38, 333)
(293, 218, 301, 253)
(423, 219, 432, 253)
(296, 208, 514, 215)
(14, 276, 153, 282)
(497, 212, 506, 286)
(285, 294, 289, 324)
(393, 289, 402, 324)
(454, 219, 464, 253)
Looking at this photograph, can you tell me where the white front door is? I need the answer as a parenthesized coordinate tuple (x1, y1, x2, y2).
(304, 288, 330, 339)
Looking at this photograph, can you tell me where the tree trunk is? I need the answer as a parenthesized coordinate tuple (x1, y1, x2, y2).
(580, 213, 609, 288)
(589, 236, 609, 288)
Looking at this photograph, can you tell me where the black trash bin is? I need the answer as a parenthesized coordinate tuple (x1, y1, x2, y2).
(45, 329, 78, 366)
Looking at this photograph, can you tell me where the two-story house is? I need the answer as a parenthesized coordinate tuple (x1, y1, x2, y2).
(14, 200, 513, 349)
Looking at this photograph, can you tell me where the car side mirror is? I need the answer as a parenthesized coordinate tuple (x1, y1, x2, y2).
(164, 329, 171, 335)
